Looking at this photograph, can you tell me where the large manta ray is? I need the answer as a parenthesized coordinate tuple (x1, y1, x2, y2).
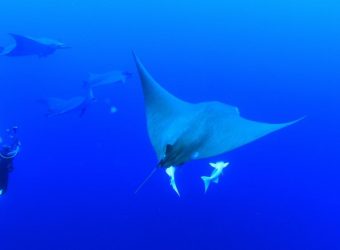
(0, 33, 70, 57)
(133, 53, 302, 196)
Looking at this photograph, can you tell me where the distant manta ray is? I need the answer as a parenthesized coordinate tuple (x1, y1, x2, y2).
(39, 88, 95, 117)
(0, 33, 70, 57)
(83, 70, 132, 89)
(133, 52, 303, 196)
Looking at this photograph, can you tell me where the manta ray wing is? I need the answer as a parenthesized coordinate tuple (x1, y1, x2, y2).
(38, 97, 68, 113)
(133, 53, 302, 165)
(191, 101, 301, 158)
(133, 53, 195, 159)
(39, 96, 85, 117)
(7, 33, 46, 56)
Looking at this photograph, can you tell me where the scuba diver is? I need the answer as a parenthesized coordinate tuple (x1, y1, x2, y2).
(0, 126, 20, 196)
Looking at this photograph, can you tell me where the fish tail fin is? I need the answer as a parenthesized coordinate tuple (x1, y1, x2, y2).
(212, 177, 219, 184)
(201, 176, 211, 193)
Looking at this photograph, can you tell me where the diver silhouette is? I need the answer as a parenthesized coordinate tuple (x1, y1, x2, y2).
(0, 126, 20, 195)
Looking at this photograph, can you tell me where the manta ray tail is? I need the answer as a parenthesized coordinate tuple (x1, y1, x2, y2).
(134, 168, 158, 194)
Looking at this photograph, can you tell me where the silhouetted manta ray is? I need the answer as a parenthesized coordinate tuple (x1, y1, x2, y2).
(39, 88, 95, 117)
(0, 33, 70, 57)
(133, 53, 302, 196)
(84, 70, 132, 89)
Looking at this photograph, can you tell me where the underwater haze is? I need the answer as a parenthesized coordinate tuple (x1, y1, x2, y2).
(0, 0, 339, 249)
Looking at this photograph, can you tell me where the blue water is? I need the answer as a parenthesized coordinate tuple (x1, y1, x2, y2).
(0, 0, 339, 249)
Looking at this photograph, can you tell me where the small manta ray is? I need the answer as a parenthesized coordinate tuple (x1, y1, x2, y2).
(201, 161, 230, 193)
(133, 52, 303, 196)
(84, 70, 132, 89)
(0, 33, 70, 57)
(39, 87, 95, 117)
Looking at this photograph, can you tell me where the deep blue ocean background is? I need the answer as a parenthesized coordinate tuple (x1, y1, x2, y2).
(0, 0, 339, 249)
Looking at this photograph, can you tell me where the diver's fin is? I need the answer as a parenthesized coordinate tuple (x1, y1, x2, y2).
(201, 176, 211, 193)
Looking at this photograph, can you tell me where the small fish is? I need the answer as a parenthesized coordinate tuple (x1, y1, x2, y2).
(165, 166, 180, 196)
(201, 161, 230, 193)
